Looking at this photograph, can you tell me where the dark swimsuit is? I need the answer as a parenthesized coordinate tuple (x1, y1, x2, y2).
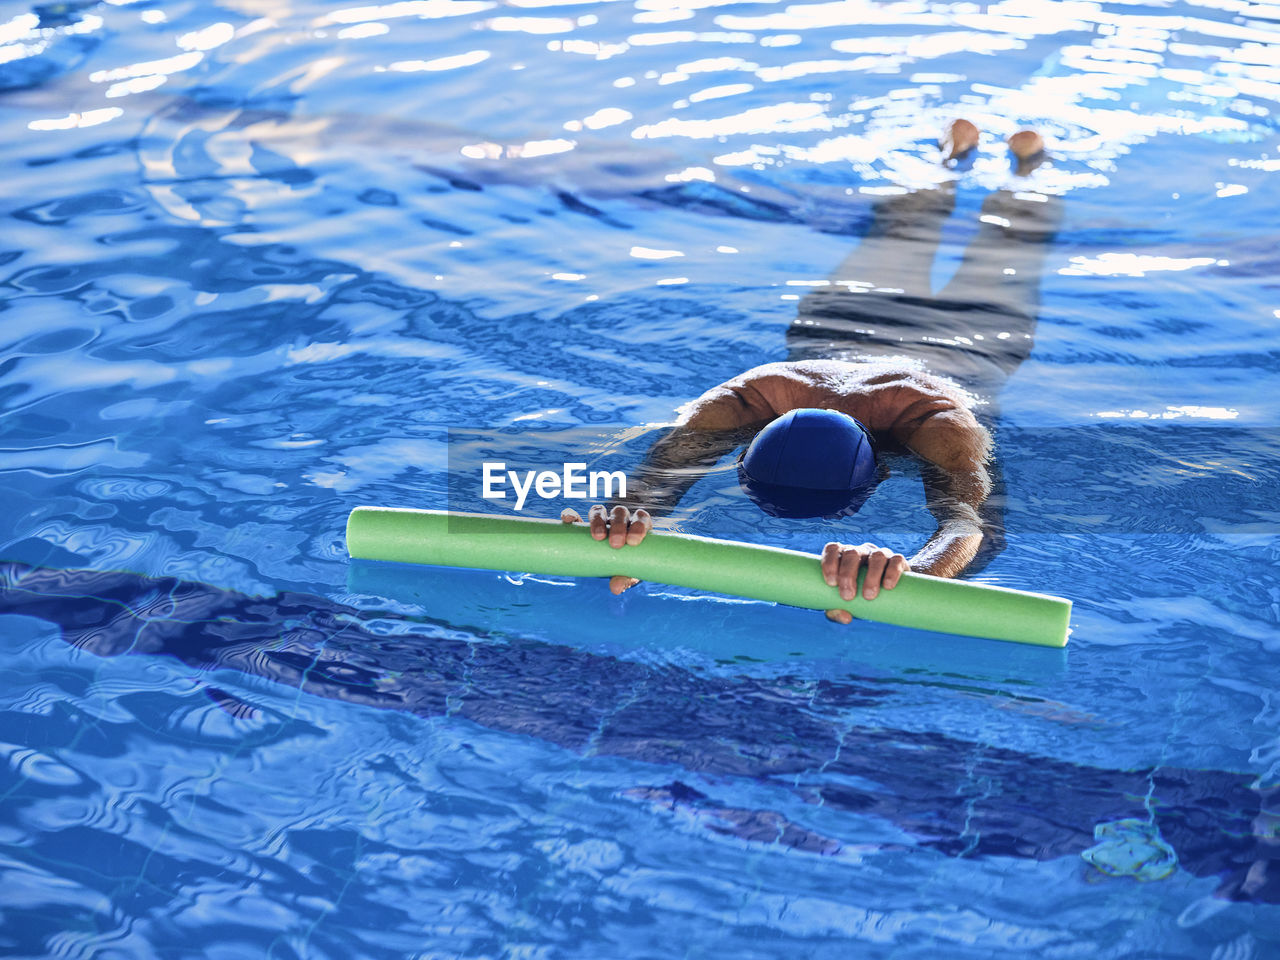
(786, 289, 1038, 398)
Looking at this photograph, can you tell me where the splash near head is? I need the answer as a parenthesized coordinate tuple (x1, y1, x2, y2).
(738, 408, 878, 519)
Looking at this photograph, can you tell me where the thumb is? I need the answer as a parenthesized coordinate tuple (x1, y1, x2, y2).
(609, 576, 641, 595)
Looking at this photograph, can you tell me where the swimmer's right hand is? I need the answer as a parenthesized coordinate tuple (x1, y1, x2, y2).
(560, 504, 652, 594)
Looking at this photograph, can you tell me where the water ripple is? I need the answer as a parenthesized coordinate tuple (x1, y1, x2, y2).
(2, 0, 1280, 955)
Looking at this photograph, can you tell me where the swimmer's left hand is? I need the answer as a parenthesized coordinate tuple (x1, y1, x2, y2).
(560, 504, 652, 594)
(820, 542, 909, 625)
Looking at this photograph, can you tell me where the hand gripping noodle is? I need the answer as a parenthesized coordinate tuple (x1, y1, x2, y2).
(346, 508, 1071, 648)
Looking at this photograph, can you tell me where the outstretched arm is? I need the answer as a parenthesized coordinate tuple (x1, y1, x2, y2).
(560, 421, 746, 557)
(817, 393, 990, 621)
(901, 407, 993, 578)
(605, 383, 774, 515)
(617, 423, 757, 518)
(560, 384, 771, 583)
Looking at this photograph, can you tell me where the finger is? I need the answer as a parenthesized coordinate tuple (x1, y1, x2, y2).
(826, 609, 852, 625)
(821, 543, 842, 587)
(610, 576, 640, 595)
(560, 508, 582, 524)
(863, 549, 890, 600)
(587, 504, 608, 540)
(837, 548, 864, 602)
(609, 505, 629, 548)
(883, 555, 908, 590)
(626, 509, 652, 546)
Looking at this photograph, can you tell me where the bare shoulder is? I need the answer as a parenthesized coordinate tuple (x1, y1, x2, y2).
(727, 358, 964, 396)
(672, 361, 830, 430)
(674, 384, 770, 431)
(675, 358, 983, 437)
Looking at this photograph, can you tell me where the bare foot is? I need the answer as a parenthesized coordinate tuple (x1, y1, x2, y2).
(1008, 129, 1046, 176)
(940, 118, 980, 163)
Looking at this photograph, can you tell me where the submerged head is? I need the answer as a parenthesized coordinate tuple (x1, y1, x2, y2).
(737, 408, 878, 519)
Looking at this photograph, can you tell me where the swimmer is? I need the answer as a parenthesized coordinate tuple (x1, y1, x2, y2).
(562, 121, 1062, 623)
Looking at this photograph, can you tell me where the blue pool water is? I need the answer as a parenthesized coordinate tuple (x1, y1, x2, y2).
(2, 0, 1279, 956)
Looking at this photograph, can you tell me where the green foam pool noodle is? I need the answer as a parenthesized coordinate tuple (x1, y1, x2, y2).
(345, 507, 1071, 647)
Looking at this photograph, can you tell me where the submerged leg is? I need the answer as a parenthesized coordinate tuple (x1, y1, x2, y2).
(787, 121, 978, 363)
(937, 131, 1064, 360)
(786, 181, 961, 368)
(824, 179, 958, 296)
(820, 117, 977, 294)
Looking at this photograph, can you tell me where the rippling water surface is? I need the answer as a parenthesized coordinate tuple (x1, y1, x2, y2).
(2, 0, 1279, 956)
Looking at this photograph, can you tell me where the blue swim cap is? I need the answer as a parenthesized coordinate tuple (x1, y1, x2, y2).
(737, 408, 877, 519)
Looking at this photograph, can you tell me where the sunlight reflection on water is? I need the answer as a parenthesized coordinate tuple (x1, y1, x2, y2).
(1, 0, 1278, 956)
